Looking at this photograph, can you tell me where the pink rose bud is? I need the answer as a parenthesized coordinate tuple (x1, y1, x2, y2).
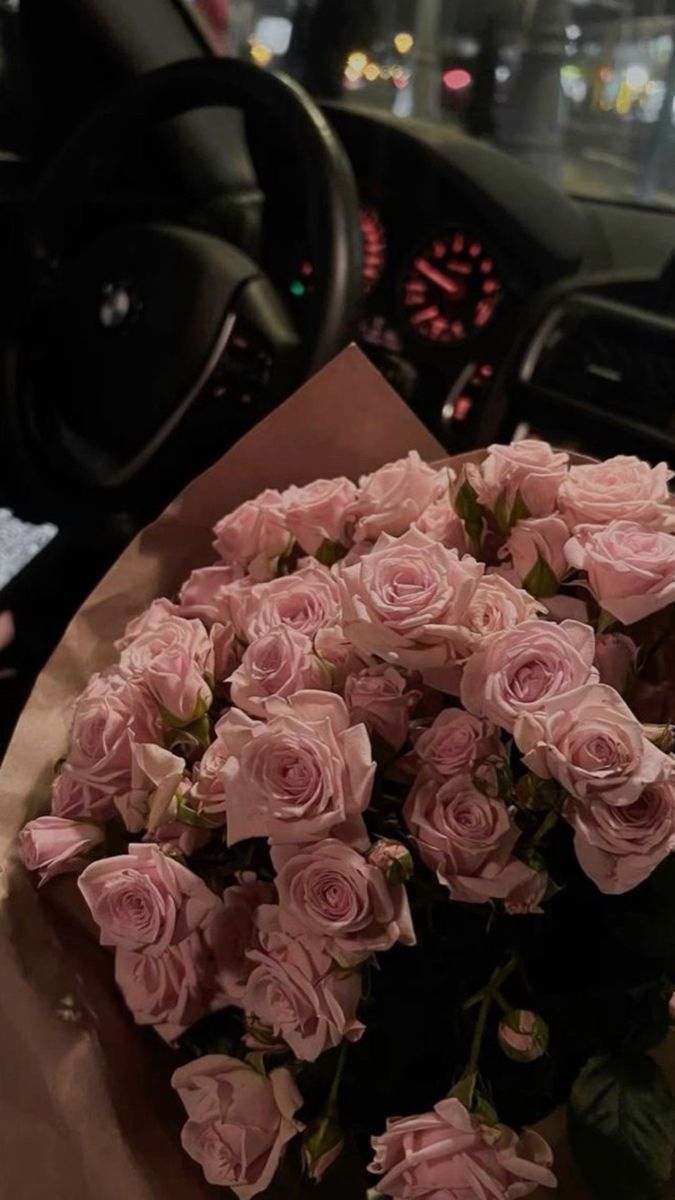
(19, 815, 104, 886)
(301, 1115, 344, 1183)
(367, 838, 414, 886)
(498, 1009, 549, 1062)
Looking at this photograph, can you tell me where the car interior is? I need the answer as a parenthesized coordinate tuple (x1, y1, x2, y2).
(3, 0, 675, 751)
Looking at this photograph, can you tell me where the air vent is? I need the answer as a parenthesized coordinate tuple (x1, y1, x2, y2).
(521, 295, 675, 433)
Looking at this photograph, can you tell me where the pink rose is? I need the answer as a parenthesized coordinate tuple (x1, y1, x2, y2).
(414, 494, 467, 554)
(78, 842, 219, 956)
(19, 815, 104, 886)
(594, 632, 637, 694)
(224, 692, 374, 848)
(273, 838, 415, 966)
(344, 664, 418, 751)
(242, 564, 341, 642)
(244, 905, 365, 1061)
(213, 488, 291, 580)
(115, 597, 181, 650)
(178, 563, 247, 626)
(470, 440, 569, 519)
(172, 1055, 303, 1198)
(463, 575, 544, 640)
(461, 619, 598, 733)
(52, 669, 163, 821)
(229, 626, 331, 718)
(514, 684, 672, 806)
(340, 528, 483, 678)
(282, 476, 357, 554)
(414, 709, 503, 778)
(566, 521, 675, 626)
(505, 514, 570, 588)
(558, 455, 675, 530)
(404, 772, 532, 903)
(206, 874, 275, 1004)
(120, 614, 214, 724)
(115, 932, 214, 1043)
(368, 1097, 556, 1200)
(567, 779, 675, 894)
(348, 452, 442, 543)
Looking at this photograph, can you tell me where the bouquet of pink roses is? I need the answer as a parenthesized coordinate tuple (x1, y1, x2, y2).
(17, 430, 675, 1200)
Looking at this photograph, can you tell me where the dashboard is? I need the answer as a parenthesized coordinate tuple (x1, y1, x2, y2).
(257, 100, 585, 450)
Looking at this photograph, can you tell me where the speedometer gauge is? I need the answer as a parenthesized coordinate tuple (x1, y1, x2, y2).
(401, 227, 502, 344)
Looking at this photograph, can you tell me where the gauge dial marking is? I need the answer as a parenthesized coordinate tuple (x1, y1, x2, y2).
(402, 227, 503, 343)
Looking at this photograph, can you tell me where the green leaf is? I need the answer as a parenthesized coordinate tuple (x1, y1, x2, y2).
(509, 488, 531, 527)
(455, 478, 485, 558)
(597, 609, 618, 636)
(569, 1054, 675, 1200)
(315, 538, 348, 567)
(174, 795, 219, 829)
(522, 551, 560, 599)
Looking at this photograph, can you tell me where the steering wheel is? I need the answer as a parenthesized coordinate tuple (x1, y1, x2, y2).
(5, 58, 363, 495)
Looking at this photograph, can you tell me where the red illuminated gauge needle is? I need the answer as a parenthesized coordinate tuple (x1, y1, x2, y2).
(414, 258, 462, 296)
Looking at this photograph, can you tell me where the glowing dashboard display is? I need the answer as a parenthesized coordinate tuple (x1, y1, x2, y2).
(401, 227, 503, 344)
(359, 207, 387, 293)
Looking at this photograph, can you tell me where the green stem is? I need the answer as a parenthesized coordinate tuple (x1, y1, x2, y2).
(326, 1040, 349, 1117)
(462, 956, 518, 1107)
(529, 807, 559, 848)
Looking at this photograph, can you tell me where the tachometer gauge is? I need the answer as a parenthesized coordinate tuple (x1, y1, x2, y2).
(288, 206, 386, 302)
(401, 227, 502, 344)
(360, 206, 387, 293)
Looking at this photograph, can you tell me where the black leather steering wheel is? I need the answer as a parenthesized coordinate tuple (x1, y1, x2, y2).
(7, 58, 362, 493)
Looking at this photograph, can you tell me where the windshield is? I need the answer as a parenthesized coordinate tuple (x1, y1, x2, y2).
(184, 0, 675, 211)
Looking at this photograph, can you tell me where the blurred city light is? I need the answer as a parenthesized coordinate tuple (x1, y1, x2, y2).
(394, 32, 414, 55)
(443, 68, 472, 91)
(364, 62, 380, 81)
(347, 51, 368, 74)
(625, 63, 650, 90)
(253, 16, 291, 56)
(249, 42, 273, 66)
